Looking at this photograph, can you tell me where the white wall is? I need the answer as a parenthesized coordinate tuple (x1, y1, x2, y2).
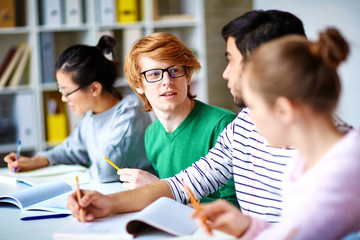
(254, 0, 360, 127)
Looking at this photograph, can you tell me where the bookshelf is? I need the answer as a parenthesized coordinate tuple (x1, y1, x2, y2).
(0, 0, 207, 157)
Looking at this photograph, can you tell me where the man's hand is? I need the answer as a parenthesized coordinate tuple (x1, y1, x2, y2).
(67, 189, 113, 222)
(118, 168, 160, 190)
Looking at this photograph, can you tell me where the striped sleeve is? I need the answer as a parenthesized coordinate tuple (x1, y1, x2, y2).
(164, 118, 236, 204)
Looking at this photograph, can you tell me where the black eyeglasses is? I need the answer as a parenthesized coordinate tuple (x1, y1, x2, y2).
(141, 65, 186, 83)
(57, 85, 83, 98)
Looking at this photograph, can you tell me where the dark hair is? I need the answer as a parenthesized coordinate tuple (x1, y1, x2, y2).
(55, 35, 121, 99)
(222, 10, 306, 60)
(245, 28, 349, 113)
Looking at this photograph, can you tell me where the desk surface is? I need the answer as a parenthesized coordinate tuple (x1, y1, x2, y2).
(0, 168, 177, 240)
(0, 167, 233, 240)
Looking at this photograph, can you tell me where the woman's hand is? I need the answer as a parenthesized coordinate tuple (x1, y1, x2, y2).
(4, 154, 49, 172)
(192, 200, 251, 237)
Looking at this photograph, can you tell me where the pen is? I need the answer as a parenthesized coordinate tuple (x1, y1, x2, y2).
(75, 175, 85, 222)
(14, 140, 21, 173)
(21, 213, 71, 221)
(103, 156, 120, 170)
(183, 184, 212, 233)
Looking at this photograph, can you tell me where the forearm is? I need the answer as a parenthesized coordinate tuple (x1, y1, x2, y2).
(31, 155, 50, 168)
(39, 143, 87, 166)
(109, 180, 173, 213)
(166, 155, 234, 205)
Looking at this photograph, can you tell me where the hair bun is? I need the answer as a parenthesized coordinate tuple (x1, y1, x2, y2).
(316, 28, 349, 68)
(96, 35, 116, 57)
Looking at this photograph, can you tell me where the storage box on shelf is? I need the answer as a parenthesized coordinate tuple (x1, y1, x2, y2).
(43, 91, 68, 146)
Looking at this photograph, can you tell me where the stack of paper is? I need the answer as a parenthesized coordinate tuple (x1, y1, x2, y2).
(0, 164, 90, 186)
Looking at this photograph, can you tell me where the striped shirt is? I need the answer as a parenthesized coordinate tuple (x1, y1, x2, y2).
(164, 107, 351, 223)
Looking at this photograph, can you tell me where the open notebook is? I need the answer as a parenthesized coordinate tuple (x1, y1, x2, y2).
(0, 181, 72, 220)
(54, 197, 198, 239)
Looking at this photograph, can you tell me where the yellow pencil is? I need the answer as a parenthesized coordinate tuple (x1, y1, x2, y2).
(103, 156, 120, 170)
(75, 175, 85, 222)
(183, 184, 212, 233)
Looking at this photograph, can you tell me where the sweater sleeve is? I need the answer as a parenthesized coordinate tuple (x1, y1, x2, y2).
(103, 97, 153, 171)
(38, 113, 90, 166)
(86, 95, 154, 182)
(240, 217, 270, 240)
(38, 95, 154, 183)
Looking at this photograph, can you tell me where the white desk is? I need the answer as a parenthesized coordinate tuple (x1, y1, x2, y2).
(0, 167, 234, 240)
(0, 168, 176, 240)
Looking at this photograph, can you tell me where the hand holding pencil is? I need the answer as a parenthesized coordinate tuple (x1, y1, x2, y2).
(190, 198, 251, 238)
(75, 175, 85, 222)
(67, 157, 119, 223)
(67, 179, 113, 222)
(183, 184, 213, 234)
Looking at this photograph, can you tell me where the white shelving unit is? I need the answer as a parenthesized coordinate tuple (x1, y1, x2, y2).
(0, 0, 207, 156)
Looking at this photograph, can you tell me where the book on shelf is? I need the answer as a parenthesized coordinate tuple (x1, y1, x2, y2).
(8, 43, 31, 88)
(0, 181, 72, 220)
(97, 0, 116, 24)
(64, 0, 82, 26)
(54, 197, 198, 239)
(115, 0, 139, 23)
(0, 46, 17, 79)
(0, 43, 26, 90)
(0, 0, 16, 27)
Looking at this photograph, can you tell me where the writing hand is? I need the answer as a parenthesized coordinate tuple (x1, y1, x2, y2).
(67, 189, 112, 222)
(191, 200, 250, 237)
(4, 154, 49, 172)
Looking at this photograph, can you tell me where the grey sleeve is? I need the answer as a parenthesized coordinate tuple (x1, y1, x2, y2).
(37, 116, 90, 167)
